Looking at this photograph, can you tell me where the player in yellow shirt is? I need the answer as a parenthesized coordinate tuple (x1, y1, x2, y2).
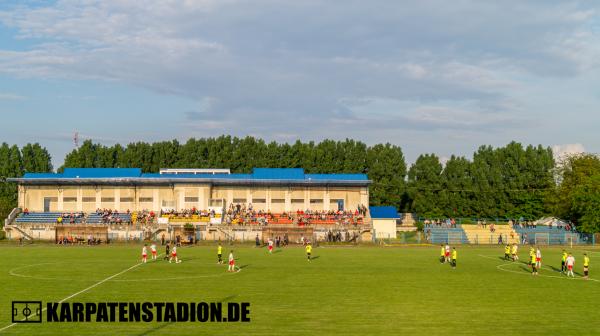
(511, 243, 519, 261)
(530, 252, 538, 275)
(305, 242, 312, 261)
(440, 244, 445, 263)
(561, 250, 567, 273)
(217, 243, 223, 264)
(583, 253, 590, 280)
(504, 244, 511, 260)
(451, 247, 457, 269)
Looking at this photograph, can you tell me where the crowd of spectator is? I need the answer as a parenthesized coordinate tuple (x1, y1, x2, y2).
(133, 209, 156, 224)
(95, 208, 130, 224)
(56, 212, 85, 224)
(423, 218, 457, 228)
(296, 209, 364, 226)
(160, 208, 216, 218)
(57, 234, 104, 245)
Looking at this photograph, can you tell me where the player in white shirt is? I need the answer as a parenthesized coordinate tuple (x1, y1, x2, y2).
(228, 250, 235, 272)
(268, 239, 274, 254)
(150, 243, 157, 261)
(142, 245, 148, 263)
(444, 244, 451, 263)
(535, 248, 542, 269)
(169, 245, 181, 263)
(565, 253, 575, 277)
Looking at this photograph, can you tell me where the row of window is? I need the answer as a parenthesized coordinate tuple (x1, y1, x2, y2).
(49, 197, 344, 204)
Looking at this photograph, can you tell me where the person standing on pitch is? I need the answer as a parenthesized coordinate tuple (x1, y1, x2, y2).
(306, 242, 312, 261)
(142, 244, 148, 263)
(583, 253, 590, 280)
(504, 244, 511, 260)
(440, 244, 445, 263)
(530, 251, 538, 275)
(445, 244, 451, 263)
(169, 245, 181, 263)
(511, 243, 519, 261)
(228, 250, 235, 272)
(164, 242, 170, 260)
(217, 243, 223, 264)
(535, 247, 542, 269)
(150, 243, 157, 261)
(561, 249, 567, 273)
(451, 247, 457, 269)
(566, 253, 575, 277)
(268, 238, 274, 254)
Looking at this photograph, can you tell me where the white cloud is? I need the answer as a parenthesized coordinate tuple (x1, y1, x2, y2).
(0, 92, 26, 100)
(552, 143, 586, 161)
(0, 0, 599, 160)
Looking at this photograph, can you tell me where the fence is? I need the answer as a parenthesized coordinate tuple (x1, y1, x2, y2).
(374, 230, 596, 245)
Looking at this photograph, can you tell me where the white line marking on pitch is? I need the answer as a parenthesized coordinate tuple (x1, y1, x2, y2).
(0, 259, 146, 333)
(477, 254, 599, 283)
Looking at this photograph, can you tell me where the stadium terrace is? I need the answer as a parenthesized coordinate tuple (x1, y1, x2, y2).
(4, 168, 390, 243)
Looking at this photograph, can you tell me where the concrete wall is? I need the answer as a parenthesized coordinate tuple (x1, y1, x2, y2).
(373, 218, 397, 239)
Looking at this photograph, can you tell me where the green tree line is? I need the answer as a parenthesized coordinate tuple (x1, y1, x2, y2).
(0, 143, 53, 221)
(1, 137, 599, 232)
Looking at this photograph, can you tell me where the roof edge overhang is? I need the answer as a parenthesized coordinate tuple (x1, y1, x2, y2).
(7, 177, 371, 187)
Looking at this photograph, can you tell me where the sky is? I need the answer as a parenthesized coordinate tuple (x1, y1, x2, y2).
(0, 0, 599, 169)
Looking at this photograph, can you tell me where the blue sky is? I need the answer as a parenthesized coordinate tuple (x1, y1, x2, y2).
(1, 1, 599, 168)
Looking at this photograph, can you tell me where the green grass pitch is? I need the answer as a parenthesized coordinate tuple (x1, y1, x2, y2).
(1, 243, 599, 335)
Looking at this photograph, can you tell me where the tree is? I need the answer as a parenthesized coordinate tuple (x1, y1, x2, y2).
(407, 154, 443, 217)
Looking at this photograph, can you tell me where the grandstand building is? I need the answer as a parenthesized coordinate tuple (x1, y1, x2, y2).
(9, 168, 370, 213)
(4, 168, 373, 243)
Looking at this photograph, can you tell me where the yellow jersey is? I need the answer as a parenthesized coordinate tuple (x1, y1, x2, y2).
(562, 252, 567, 262)
(452, 250, 457, 260)
(217, 246, 222, 254)
(441, 247, 445, 256)
(505, 246, 510, 254)
(584, 256, 590, 267)
(306, 245, 312, 253)
(531, 254, 536, 264)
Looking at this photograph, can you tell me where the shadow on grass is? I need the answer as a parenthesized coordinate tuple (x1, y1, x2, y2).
(238, 264, 250, 269)
(310, 256, 320, 260)
(136, 295, 239, 336)
(136, 321, 174, 336)
(273, 249, 283, 254)
(548, 265, 562, 273)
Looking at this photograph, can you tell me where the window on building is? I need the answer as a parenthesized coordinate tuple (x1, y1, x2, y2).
(233, 198, 246, 203)
(139, 197, 153, 202)
(310, 199, 323, 204)
(184, 197, 199, 202)
(253, 198, 266, 203)
(271, 199, 285, 203)
(120, 197, 134, 202)
(291, 199, 304, 203)
(63, 197, 77, 202)
(82, 197, 96, 202)
(101, 197, 115, 202)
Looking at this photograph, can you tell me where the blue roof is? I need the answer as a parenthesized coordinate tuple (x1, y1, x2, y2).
(62, 168, 142, 178)
(17, 167, 369, 184)
(253, 168, 305, 180)
(369, 206, 399, 219)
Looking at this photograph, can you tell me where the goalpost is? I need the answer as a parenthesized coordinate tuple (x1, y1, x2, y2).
(534, 233, 549, 246)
